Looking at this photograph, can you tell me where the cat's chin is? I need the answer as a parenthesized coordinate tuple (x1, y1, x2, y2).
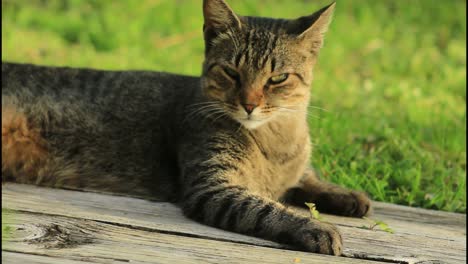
(238, 119, 269, 130)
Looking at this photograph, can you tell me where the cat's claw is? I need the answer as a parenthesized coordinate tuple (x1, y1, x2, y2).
(350, 191, 371, 217)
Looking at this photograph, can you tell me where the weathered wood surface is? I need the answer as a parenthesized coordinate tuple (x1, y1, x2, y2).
(2, 183, 466, 264)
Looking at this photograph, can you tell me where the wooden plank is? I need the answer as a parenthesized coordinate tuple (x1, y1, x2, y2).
(2, 251, 95, 264)
(2, 183, 466, 263)
(2, 210, 384, 264)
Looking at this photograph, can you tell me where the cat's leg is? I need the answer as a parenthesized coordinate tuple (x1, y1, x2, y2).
(283, 168, 371, 217)
(180, 167, 342, 255)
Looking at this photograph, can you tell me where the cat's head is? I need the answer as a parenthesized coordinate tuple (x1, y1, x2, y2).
(199, 0, 335, 129)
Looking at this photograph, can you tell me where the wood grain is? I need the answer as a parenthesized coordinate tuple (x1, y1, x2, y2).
(2, 252, 94, 264)
(2, 183, 466, 264)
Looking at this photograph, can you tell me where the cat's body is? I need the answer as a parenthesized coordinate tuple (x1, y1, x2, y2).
(2, 62, 308, 201)
(2, 0, 370, 255)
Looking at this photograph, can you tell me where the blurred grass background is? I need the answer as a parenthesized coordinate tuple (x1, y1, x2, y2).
(1, 0, 466, 213)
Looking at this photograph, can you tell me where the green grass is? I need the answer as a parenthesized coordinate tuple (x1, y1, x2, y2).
(2, 209, 13, 246)
(2, 0, 466, 213)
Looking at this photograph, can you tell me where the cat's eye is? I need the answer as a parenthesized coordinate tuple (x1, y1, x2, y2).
(223, 67, 239, 80)
(269, 73, 289, 84)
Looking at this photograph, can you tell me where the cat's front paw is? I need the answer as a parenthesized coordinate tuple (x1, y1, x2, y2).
(297, 221, 343, 255)
(316, 191, 371, 217)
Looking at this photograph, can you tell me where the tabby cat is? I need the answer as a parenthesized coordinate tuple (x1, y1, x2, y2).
(2, 0, 371, 255)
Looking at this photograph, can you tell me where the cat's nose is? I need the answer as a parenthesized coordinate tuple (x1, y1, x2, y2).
(242, 103, 257, 115)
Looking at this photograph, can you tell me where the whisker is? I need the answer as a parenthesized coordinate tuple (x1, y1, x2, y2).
(183, 104, 223, 123)
(185, 101, 221, 110)
(235, 122, 243, 133)
(305, 113, 320, 120)
(184, 103, 224, 121)
(277, 107, 300, 113)
(204, 109, 226, 120)
(211, 112, 230, 124)
(307, 105, 330, 112)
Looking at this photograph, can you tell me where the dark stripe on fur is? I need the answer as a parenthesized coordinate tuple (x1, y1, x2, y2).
(252, 203, 275, 234)
(184, 187, 227, 220)
(212, 191, 241, 226)
(183, 177, 229, 201)
(225, 196, 254, 231)
(271, 58, 276, 72)
(184, 186, 244, 221)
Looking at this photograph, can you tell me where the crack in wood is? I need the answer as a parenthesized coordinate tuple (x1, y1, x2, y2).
(3, 249, 131, 263)
(343, 253, 410, 264)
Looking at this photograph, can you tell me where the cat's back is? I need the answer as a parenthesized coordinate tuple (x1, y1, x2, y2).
(2, 62, 199, 104)
(2, 61, 201, 131)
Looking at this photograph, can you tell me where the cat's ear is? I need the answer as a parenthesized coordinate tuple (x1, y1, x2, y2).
(203, 0, 242, 43)
(288, 2, 335, 55)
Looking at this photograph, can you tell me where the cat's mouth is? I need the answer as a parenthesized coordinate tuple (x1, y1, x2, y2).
(228, 105, 274, 130)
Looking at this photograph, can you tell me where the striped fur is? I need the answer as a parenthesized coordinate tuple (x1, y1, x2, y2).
(1, 0, 371, 255)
